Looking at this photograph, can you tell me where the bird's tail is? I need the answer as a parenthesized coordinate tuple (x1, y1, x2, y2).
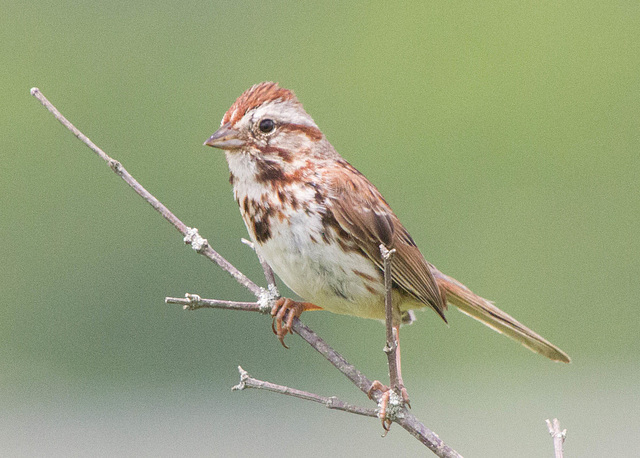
(431, 267, 571, 363)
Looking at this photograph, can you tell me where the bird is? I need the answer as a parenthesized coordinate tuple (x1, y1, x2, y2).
(204, 82, 570, 418)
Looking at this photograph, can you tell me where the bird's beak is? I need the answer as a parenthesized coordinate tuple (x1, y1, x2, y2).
(203, 122, 245, 150)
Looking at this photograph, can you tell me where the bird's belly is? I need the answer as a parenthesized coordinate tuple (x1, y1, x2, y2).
(252, 211, 387, 320)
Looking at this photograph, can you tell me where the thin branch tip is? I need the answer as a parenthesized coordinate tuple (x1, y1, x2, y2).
(546, 418, 566, 458)
(230, 367, 379, 419)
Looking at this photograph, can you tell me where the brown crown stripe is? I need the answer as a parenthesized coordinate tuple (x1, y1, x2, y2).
(223, 82, 297, 126)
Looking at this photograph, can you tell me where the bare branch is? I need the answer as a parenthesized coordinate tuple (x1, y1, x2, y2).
(546, 418, 567, 458)
(30, 87, 261, 297)
(242, 238, 278, 292)
(32, 87, 462, 458)
(232, 366, 378, 418)
(164, 293, 462, 457)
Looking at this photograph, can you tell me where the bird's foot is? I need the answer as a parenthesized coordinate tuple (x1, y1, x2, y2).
(271, 298, 321, 348)
(368, 380, 411, 431)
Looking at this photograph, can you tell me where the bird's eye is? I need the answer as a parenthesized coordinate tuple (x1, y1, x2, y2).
(258, 118, 276, 134)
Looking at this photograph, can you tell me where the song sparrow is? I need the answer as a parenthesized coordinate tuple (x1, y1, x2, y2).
(204, 82, 570, 409)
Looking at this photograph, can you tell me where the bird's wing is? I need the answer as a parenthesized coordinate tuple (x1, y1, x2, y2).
(325, 161, 447, 322)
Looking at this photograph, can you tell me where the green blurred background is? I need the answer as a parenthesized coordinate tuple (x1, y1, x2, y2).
(3, 1, 639, 456)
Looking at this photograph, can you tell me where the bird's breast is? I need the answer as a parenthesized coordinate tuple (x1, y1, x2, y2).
(234, 180, 388, 320)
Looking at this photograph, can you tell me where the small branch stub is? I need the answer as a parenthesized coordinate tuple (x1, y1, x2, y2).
(257, 285, 279, 314)
(232, 366, 250, 391)
(182, 293, 202, 310)
(184, 227, 208, 252)
(109, 159, 122, 174)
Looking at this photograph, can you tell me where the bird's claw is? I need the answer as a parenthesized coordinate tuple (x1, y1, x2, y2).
(368, 380, 411, 431)
(270, 297, 305, 348)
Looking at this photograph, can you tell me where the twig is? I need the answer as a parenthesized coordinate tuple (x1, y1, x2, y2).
(242, 238, 278, 291)
(165, 293, 263, 312)
(31, 87, 462, 458)
(546, 418, 566, 458)
(232, 366, 378, 418)
(169, 294, 462, 458)
(30, 87, 261, 297)
(380, 245, 400, 395)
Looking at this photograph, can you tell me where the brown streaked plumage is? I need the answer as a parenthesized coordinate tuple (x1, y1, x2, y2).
(204, 82, 570, 402)
(325, 160, 447, 321)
